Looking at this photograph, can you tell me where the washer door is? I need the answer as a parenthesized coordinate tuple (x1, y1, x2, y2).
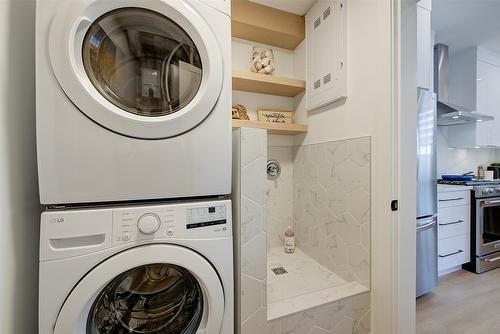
(49, 0, 223, 139)
(54, 245, 225, 333)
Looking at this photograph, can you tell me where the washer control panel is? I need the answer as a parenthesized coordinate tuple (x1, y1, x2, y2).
(187, 205, 226, 229)
(112, 200, 231, 245)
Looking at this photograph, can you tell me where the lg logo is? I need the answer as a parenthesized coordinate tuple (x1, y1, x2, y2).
(54, 217, 65, 223)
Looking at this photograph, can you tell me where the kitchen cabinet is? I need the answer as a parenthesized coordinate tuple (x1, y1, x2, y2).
(417, 2, 432, 90)
(446, 47, 500, 147)
(437, 186, 471, 276)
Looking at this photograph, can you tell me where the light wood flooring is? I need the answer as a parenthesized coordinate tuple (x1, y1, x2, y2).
(417, 268, 500, 334)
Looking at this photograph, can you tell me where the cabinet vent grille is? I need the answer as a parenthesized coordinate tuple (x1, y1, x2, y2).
(323, 6, 331, 20)
(314, 79, 321, 90)
(314, 17, 321, 29)
(323, 73, 332, 84)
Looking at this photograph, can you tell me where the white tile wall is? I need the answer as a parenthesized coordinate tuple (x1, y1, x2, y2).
(234, 129, 371, 334)
(267, 137, 371, 288)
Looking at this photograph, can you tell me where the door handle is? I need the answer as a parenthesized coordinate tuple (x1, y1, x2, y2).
(439, 250, 463, 258)
(439, 197, 464, 202)
(481, 200, 500, 207)
(439, 220, 464, 226)
(417, 218, 437, 232)
(483, 256, 500, 263)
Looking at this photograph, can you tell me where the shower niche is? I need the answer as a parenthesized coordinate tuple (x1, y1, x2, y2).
(232, 128, 371, 324)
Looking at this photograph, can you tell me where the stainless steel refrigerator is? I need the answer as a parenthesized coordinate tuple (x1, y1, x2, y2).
(416, 88, 438, 297)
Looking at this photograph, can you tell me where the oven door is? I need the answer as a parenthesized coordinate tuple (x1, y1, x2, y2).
(477, 197, 500, 256)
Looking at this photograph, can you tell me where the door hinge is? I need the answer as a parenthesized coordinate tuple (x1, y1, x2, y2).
(391, 200, 399, 211)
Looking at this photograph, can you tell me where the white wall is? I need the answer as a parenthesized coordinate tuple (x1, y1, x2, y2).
(0, 0, 40, 332)
(437, 128, 498, 175)
(293, 1, 394, 332)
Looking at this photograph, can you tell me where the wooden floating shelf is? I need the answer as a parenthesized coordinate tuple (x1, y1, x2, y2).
(232, 120, 308, 135)
(232, 70, 306, 97)
(231, 0, 305, 50)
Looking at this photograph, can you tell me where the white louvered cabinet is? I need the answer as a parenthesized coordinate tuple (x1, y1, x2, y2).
(305, 0, 347, 111)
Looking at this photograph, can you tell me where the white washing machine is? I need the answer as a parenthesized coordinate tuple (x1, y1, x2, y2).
(39, 199, 233, 334)
(35, 0, 231, 205)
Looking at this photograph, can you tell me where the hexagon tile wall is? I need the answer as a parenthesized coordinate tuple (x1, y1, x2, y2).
(233, 128, 371, 334)
(294, 137, 371, 288)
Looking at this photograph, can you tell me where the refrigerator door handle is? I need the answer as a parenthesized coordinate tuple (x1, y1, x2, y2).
(417, 217, 437, 232)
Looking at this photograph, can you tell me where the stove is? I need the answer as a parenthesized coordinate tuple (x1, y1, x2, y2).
(438, 179, 500, 186)
(444, 180, 500, 273)
(438, 179, 500, 198)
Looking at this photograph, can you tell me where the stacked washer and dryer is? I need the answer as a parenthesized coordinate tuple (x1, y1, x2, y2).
(35, 0, 233, 333)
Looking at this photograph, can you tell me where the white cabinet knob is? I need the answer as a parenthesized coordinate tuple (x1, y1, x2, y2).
(137, 214, 161, 235)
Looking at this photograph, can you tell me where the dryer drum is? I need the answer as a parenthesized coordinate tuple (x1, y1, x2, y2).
(87, 263, 204, 333)
(83, 8, 203, 118)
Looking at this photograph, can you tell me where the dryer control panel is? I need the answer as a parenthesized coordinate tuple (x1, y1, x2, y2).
(112, 200, 232, 246)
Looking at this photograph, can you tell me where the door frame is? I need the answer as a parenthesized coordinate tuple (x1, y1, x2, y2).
(391, 0, 418, 333)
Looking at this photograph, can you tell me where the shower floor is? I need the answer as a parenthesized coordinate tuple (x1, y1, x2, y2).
(267, 246, 368, 320)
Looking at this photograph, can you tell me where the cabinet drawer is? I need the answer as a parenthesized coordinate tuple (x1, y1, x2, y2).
(438, 191, 471, 208)
(438, 206, 470, 240)
(438, 234, 470, 272)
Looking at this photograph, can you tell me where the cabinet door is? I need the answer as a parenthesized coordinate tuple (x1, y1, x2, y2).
(476, 60, 500, 146)
(417, 6, 431, 90)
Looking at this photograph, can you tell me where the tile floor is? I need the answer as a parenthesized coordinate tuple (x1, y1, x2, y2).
(417, 269, 500, 334)
(267, 246, 368, 320)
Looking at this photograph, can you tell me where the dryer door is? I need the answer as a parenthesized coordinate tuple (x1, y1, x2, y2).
(49, 0, 224, 139)
(54, 245, 225, 333)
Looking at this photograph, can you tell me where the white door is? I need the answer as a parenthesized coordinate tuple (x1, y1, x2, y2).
(49, 0, 223, 139)
(54, 245, 225, 333)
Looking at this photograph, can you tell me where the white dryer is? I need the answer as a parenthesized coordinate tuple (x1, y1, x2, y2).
(39, 199, 233, 333)
(35, 0, 231, 205)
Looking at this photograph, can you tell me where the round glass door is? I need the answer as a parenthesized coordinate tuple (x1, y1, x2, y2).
(87, 263, 203, 333)
(49, 0, 224, 139)
(82, 8, 202, 117)
(53, 245, 225, 334)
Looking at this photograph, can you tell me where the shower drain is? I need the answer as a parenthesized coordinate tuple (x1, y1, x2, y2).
(271, 266, 288, 275)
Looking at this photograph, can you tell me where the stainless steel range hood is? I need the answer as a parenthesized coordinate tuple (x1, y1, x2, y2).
(434, 43, 494, 126)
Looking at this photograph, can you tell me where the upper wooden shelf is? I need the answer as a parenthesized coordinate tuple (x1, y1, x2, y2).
(232, 119, 308, 135)
(232, 70, 305, 97)
(231, 0, 305, 50)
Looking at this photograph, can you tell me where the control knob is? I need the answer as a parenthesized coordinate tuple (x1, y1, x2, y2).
(137, 213, 161, 235)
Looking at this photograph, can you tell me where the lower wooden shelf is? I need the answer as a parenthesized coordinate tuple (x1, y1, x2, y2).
(232, 120, 308, 135)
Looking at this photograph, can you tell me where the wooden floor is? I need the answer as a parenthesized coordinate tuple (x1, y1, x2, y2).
(417, 269, 500, 334)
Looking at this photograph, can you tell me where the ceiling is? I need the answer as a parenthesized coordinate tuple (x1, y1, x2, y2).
(433, 0, 500, 55)
(248, 0, 316, 15)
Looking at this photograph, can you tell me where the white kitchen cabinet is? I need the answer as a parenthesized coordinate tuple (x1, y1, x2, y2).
(438, 234, 470, 274)
(437, 186, 471, 276)
(417, 4, 432, 89)
(437, 190, 470, 208)
(446, 47, 500, 147)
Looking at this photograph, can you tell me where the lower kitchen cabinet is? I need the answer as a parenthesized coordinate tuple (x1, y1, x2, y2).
(437, 186, 472, 276)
